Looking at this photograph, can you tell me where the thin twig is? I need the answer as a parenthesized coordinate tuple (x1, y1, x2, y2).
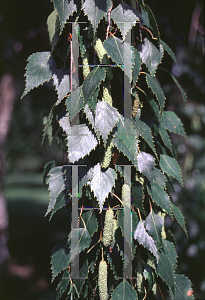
(111, 192, 123, 205)
(137, 208, 142, 222)
(106, 6, 112, 39)
(70, 39, 73, 92)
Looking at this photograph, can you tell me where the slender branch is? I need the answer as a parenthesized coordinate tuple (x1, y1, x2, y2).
(111, 192, 123, 205)
(106, 6, 112, 39)
(70, 38, 73, 92)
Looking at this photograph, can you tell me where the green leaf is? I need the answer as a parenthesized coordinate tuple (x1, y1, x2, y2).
(158, 123, 173, 153)
(53, 66, 73, 104)
(68, 228, 91, 262)
(111, 279, 138, 300)
(132, 181, 145, 214)
(83, 67, 106, 103)
(146, 73, 166, 111)
(22, 52, 54, 98)
(171, 203, 188, 237)
(46, 166, 65, 216)
(51, 0, 78, 33)
(50, 189, 71, 219)
(138, 38, 163, 76)
(132, 118, 157, 156)
(162, 239, 177, 270)
(88, 86, 99, 111)
(47, 10, 60, 52)
(160, 154, 183, 185)
(42, 160, 55, 185)
(113, 117, 138, 166)
(113, 135, 136, 164)
(161, 111, 187, 137)
(59, 113, 70, 133)
(144, 4, 160, 40)
(103, 37, 132, 82)
(152, 167, 166, 189)
(132, 47, 141, 86)
(148, 98, 160, 121)
(95, 101, 119, 144)
(145, 211, 163, 249)
(66, 124, 98, 163)
(170, 274, 194, 300)
(156, 252, 175, 295)
(132, 211, 139, 258)
(66, 86, 84, 121)
(111, 2, 140, 40)
(160, 40, 177, 64)
(82, 0, 112, 34)
(137, 151, 155, 181)
(51, 241, 70, 282)
(79, 211, 98, 237)
(73, 258, 89, 294)
(78, 165, 94, 190)
(42, 106, 55, 146)
(118, 208, 138, 249)
(147, 182, 172, 216)
(107, 247, 123, 279)
(90, 163, 117, 211)
(170, 74, 187, 104)
(140, 7, 150, 27)
(134, 221, 158, 261)
(56, 269, 70, 300)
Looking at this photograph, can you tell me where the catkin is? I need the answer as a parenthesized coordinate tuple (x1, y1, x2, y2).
(112, 218, 118, 240)
(158, 211, 166, 239)
(136, 259, 144, 293)
(98, 260, 108, 300)
(93, 37, 107, 63)
(103, 208, 114, 247)
(101, 140, 113, 169)
(132, 94, 140, 118)
(93, 37, 113, 81)
(82, 51, 90, 78)
(122, 183, 131, 207)
(102, 81, 112, 106)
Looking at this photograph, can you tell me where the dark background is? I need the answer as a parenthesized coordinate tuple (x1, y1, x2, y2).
(0, 0, 204, 299)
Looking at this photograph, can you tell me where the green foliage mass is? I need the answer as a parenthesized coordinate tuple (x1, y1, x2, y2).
(22, 0, 194, 299)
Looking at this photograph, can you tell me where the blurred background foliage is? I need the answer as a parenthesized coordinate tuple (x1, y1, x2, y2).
(0, 0, 204, 299)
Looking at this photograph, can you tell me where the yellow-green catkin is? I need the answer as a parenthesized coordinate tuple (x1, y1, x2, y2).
(158, 211, 166, 239)
(132, 93, 140, 118)
(93, 37, 113, 81)
(112, 218, 118, 240)
(152, 282, 157, 296)
(101, 140, 113, 169)
(103, 208, 114, 247)
(82, 51, 90, 78)
(122, 183, 131, 207)
(98, 260, 108, 300)
(102, 80, 112, 106)
(136, 259, 144, 293)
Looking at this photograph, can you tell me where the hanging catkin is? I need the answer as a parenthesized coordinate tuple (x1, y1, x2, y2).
(132, 93, 140, 118)
(101, 140, 113, 169)
(82, 51, 90, 78)
(158, 211, 166, 239)
(102, 80, 112, 106)
(136, 259, 144, 293)
(102, 208, 114, 247)
(98, 259, 108, 300)
(93, 37, 113, 81)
